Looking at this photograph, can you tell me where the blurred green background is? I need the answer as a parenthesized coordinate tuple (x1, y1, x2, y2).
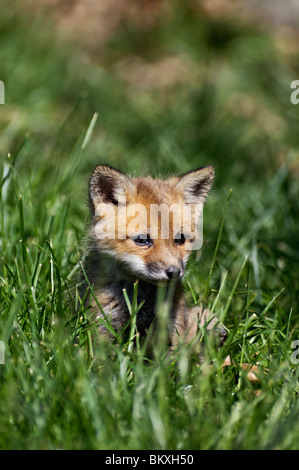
(0, 0, 299, 449)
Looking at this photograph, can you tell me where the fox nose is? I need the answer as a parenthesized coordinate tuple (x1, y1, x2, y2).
(166, 266, 181, 280)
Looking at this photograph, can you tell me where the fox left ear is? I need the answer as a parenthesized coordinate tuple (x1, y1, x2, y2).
(175, 166, 215, 205)
(89, 164, 134, 212)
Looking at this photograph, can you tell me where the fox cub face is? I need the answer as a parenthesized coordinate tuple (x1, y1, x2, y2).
(89, 164, 214, 283)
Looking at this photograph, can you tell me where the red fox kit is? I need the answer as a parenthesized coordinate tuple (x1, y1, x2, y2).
(83, 164, 223, 348)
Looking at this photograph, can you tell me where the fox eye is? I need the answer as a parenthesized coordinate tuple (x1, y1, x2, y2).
(133, 234, 152, 247)
(174, 234, 185, 245)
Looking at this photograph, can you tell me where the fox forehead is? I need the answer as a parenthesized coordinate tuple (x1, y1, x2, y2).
(125, 179, 191, 238)
(123, 177, 186, 236)
(127, 176, 181, 205)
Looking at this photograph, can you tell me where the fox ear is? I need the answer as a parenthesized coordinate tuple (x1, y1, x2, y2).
(89, 164, 133, 211)
(175, 166, 215, 205)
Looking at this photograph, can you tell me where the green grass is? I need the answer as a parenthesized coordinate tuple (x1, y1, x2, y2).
(0, 0, 298, 450)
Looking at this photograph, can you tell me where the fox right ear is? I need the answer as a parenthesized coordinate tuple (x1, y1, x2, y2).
(175, 166, 215, 206)
(89, 164, 133, 211)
